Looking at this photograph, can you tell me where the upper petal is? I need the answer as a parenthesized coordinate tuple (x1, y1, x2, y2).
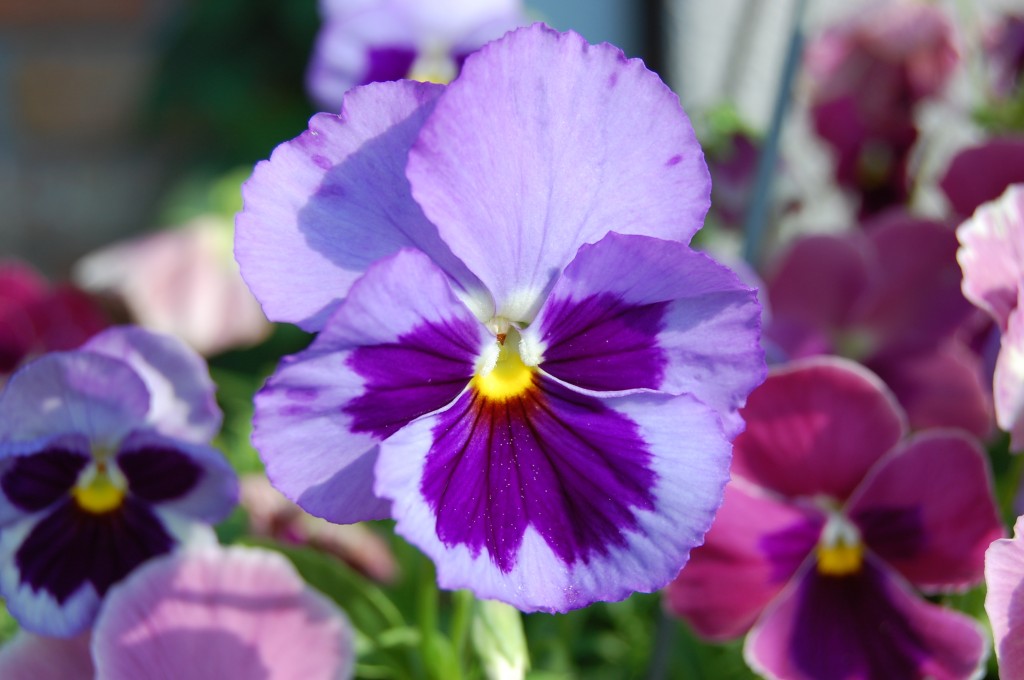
(985, 515, 1024, 680)
(941, 137, 1024, 219)
(236, 79, 484, 331)
(528, 233, 764, 438)
(407, 23, 710, 322)
(253, 249, 487, 524)
(732, 358, 906, 502)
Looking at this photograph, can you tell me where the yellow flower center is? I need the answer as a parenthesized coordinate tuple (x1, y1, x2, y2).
(473, 330, 536, 401)
(407, 47, 457, 85)
(816, 512, 863, 577)
(72, 462, 127, 514)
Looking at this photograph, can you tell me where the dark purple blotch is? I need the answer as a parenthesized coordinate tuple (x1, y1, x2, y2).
(2, 449, 88, 512)
(361, 47, 418, 86)
(540, 293, 668, 392)
(760, 514, 824, 583)
(117, 446, 202, 503)
(421, 376, 656, 572)
(851, 505, 926, 563)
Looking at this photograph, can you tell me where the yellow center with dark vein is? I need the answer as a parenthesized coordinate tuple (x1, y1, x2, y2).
(473, 333, 536, 401)
(816, 512, 863, 576)
(72, 462, 126, 514)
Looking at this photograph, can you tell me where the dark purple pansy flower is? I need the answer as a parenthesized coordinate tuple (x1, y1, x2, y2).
(236, 24, 766, 612)
(0, 326, 237, 637)
(307, 0, 526, 111)
(666, 358, 1002, 680)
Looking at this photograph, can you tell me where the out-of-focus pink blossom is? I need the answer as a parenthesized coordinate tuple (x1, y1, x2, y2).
(667, 358, 1001, 680)
(0, 633, 93, 680)
(0, 261, 108, 377)
(765, 211, 991, 436)
(957, 183, 1024, 449)
(805, 0, 958, 216)
(941, 137, 1024, 219)
(986, 15, 1024, 98)
(241, 474, 397, 583)
(75, 217, 272, 357)
(985, 515, 1024, 679)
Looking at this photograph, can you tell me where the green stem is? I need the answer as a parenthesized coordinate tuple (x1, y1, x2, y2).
(450, 590, 475, 675)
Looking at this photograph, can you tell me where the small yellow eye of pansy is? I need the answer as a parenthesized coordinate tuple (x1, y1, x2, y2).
(816, 512, 863, 577)
(72, 462, 127, 514)
(474, 330, 536, 401)
(407, 47, 458, 85)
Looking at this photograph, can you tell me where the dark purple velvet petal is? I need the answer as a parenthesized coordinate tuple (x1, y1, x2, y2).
(116, 447, 201, 504)
(1, 449, 88, 512)
(362, 47, 418, 85)
(420, 376, 655, 572)
(15, 498, 173, 604)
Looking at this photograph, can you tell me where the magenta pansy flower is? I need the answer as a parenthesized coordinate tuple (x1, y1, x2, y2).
(90, 546, 354, 680)
(666, 358, 1001, 679)
(0, 326, 237, 637)
(985, 515, 1024, 679)
(941, 137, 1024, 219)
(957, 183, 1024, 449)
(307, 0, 525, 111)
(764, 211, 991, 437)
(236, 24, 765, 612)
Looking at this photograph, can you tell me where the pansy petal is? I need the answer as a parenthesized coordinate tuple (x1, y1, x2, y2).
(0, 437, 89, 515)
(84, 326, 222, 443)
(237, 80, 485, 331)
(941, 137, 1024, 218)
(376, 380, 731, 613)
(92, 546, 354, 680)
(0, 632, 93, 680)
(731, 358, 906, 502)
(664, 481, 823, 641)
(253, 249, 487, 524)
(407, 23, 710, 322)
(746, 557, 987, 680)
(848, 431, 1003, 591)
(995, 307, 1024, 449)
(529, 233, 764, 438)
(0, 352, 149, 449)
(116, 430, 237, 524)
(956, 183, 1024, 330)
(985, 516, 1024, 679)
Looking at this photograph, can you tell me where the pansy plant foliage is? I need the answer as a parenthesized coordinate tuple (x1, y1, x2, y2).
(237, 24, 766, 612)
(0, 327, 238, 637)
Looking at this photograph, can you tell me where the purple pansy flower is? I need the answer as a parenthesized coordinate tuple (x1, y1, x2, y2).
(985, 515, 1024, 679)
(957, 183, 1024, 449)
(0, 326, 238, 637)
(236, 24, 766, 612)
(307, 0, 526, 111)
(666, 358, 1001, 680)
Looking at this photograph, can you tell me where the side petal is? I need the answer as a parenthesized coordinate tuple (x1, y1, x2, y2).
(731, 358, 906, 502)
(941, 138, 1024, 219)
(0, 632, 93, 680)
(0, 352, 149, 449)
(376, 379, 731, 613)
(985, 516, 1024, 679)
(236, 80, 485, 331)
(848, 431, 1003, 591)
(745, 557, 987, 680)
(996, 305, 1024, 451)
(253, 249, 487, 524)
(664, 481, 823, 641)
(84, 326, 222, 444)
(407, 23, 710, 322)
(92, 546, 354, 680)
(528, 233, 764, 438)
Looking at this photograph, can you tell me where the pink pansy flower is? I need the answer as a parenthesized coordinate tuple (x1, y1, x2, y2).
(985, 515, 1024, 679)
(805, 0, 957, 216)
(957, 183, 1024, 449)
(666, 358, 1002, 680)
(75, 217, 272, 357)
(764, 211, 991, 437)
(941, 137, 1024, 220)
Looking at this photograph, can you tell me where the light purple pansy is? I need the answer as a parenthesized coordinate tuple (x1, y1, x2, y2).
(0, 326, 237, 637)
(307, 0, 526, 111)
(666, 358, 1001, 680)
(957, 183, 1024, 450)
(237, 24, 765, 612)
(985, 515, 1024, 679)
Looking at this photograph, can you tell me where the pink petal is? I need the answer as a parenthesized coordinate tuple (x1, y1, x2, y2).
(986, 515, 1024, 679)
(995, 306, 1024, 450)
(0, 632, 93, 680)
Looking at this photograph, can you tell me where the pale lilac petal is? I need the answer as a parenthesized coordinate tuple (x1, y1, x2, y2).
(92, 546, 354, 680)
(956, 183, 1024, 330)
(995, 307, 1024, 450)
(83, 326, 222, 444)
(376, 382, 731, 613)
(731, 358, 906, 502)
(528, 233, 764, 438)
(848, 431, 1003, 591)
(0, 352, 149, 448)
(664, 481, 823, 641)
(746, 557, 987, 680)
(253, 249, 487, 523)
(985, 515, 1024, 679)
(0, 632, 93, 680)
(407, 24, 710, 322)
(237, 80, 484, 331)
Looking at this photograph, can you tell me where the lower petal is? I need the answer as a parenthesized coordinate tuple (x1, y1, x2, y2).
(985, 516, 1024, 679)
(0, 631, 93, 680)
(376, 379, 731, 612)
(746, 557, 987, 680)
